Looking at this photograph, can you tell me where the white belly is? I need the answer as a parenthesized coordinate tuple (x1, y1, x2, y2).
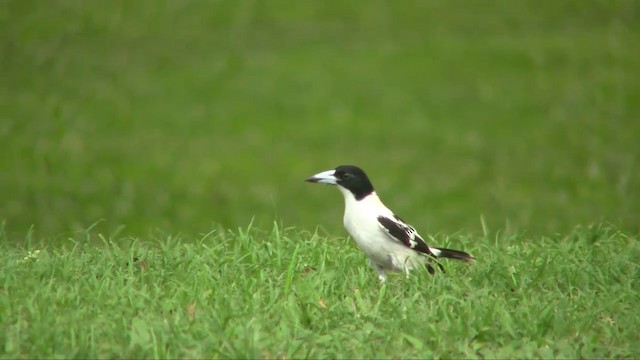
(342, 194, 424, 272)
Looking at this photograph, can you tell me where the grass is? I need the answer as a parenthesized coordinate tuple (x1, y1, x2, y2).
(1, 0, 639, 238)
(1, 1, 639, 357)
(1, 223, 638, 358)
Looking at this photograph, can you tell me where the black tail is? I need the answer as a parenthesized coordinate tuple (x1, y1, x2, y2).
(432, 247, 475, 263)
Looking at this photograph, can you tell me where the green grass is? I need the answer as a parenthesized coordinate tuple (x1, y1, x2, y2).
(1, 223, 638, 358)
(1, 0, 639, 238)
(2, 1, 639, 357)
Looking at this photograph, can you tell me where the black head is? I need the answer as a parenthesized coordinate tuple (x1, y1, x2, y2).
(306, 165, 375, 200)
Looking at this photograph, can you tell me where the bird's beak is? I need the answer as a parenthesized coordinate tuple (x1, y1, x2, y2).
(305, 169, 338, 185)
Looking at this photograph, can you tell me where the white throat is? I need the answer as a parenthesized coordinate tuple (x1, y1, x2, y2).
(337, 187, 390, 216)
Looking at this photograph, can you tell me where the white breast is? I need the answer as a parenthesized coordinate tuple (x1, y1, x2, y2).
(338, 188, 423, 271)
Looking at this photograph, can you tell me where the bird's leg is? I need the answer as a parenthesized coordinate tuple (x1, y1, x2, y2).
(370, 260, 387, 283)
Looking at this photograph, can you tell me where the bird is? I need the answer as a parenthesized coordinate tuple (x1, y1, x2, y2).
(305, 165, 474, 282)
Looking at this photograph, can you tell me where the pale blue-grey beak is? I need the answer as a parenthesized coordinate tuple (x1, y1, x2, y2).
(305, 169, 337, 185)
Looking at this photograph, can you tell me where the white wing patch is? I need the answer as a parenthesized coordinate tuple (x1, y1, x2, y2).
(377, 215, 434, 255)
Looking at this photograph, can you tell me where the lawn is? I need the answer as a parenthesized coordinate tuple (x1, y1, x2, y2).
(1, 0, 639, 358)
(2, 224, 639, 358)
(2, 0, 639, 237)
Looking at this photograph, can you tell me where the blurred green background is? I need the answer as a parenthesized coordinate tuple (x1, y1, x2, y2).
(2, 0, 639, 239)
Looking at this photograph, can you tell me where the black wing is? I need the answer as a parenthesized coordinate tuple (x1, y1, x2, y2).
(377, 215, 436, 258)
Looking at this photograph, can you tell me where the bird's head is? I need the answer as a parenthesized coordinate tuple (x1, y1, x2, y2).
(305, 165, 375, 200)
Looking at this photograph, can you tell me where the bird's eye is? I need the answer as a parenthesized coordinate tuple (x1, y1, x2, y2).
(343, 173, 353, 179)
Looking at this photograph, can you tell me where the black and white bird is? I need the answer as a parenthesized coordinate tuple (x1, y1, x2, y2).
(306, 165, 474, 282)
